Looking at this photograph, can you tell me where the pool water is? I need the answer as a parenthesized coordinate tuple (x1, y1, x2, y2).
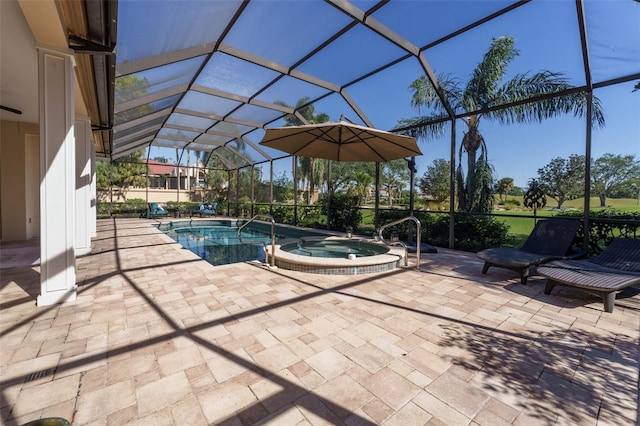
(162, 221, 323, 266)
(166, 226, 269, 266)
(281, 239, 388, 258)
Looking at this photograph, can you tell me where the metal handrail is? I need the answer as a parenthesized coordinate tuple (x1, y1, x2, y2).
(387, 241, 409, 267)
(237, 214, 276, 268)
(378, 215, 422, 270)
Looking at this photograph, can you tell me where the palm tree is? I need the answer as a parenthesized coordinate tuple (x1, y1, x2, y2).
(298, 156, 326, 203)
(397, 36, 605, 213)
(351, 171, 373, 205)
(496, 177, 515, 202)
(276, 97, 330, 204)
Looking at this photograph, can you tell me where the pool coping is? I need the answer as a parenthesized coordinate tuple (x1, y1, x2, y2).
(268, 236, 406, 275)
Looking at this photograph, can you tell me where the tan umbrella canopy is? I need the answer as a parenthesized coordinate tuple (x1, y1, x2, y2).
(259, 120, 422, 162)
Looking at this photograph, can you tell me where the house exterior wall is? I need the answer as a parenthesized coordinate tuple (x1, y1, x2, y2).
(0, 120, 39, 241)
(96, 188, 205, 203)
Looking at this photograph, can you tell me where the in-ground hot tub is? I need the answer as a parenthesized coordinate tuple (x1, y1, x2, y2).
(282, 238, 390, 258)
(267, 236, 406, 275)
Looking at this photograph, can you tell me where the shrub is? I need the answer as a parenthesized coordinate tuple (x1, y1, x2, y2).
(377, 210, 510, 251)
(97, 199, 147, 217)
(557, 208, 640, 253)
(321, 194, 362, 232)
(428, 213, 512, 252)
(166, 201, 198, 214)
(297, 205, 323, 228)
(253, 204, 270, 216)
(271, 204, 295, 224)
(374, 210, 434, 241)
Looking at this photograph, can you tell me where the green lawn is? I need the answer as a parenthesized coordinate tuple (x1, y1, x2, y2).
(496, 216, 541, 247)
(502, 196, 640, 211)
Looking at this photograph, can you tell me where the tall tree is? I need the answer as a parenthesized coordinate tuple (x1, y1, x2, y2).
(350, 170, 374, 205)
(380, 160, 410, 207)
(273, 171, 294, 203)
(537, 154, 585, 209)
(203, 156, 229, 199)
(329, 162, 375, 196)
(496, 177, 515, 202)
(96, 149, 148, 195)
(275, 97, 330, 204)
(97, 74, 153, 196)
(114, 75, 151, 124)
(396, 35, 605, 213)
(418, 158, 451, 204)
(591, 153, 640, 207)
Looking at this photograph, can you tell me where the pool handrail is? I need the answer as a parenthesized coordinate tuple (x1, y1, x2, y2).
(378, 215, 421, 270)
(238, 214, 276, 268)
(387, 241, 409, 267)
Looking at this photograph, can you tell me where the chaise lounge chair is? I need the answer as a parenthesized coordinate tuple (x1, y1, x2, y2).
(191, 202, 217, 217)
(538, 238, 640, 313)
(477, 218, 584, 285)
(147, 202, 169, 219)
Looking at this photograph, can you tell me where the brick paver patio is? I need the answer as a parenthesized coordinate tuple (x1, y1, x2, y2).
(2, 218, 638, 425)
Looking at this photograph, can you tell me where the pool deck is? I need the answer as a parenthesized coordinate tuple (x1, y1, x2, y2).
(1, 218, 639, 425)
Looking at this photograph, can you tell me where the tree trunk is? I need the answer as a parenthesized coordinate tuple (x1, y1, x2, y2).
(599, 193, 606, 207)
(456, 166, 466, 211)
(309, 158, 315, 204)
(462, 127, 482, 212)
(466, 148, 477, 211)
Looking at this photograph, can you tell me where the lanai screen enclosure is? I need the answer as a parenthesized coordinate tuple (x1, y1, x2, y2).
(90, 0, 639, 243)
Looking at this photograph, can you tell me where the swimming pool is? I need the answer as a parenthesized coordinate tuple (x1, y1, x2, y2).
(159, 219, 405, 274)
(159, 219, 326, 266)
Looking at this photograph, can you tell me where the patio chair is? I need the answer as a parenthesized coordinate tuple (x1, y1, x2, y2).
(477, 218, 584, 285)
(191, 202, 217, 217)
(147, 202, 169, 219)
(538, 238, 640, 313)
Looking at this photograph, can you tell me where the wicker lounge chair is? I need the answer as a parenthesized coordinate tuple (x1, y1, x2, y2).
(477, 219, 583, 285)
(538, 238, 640, 313)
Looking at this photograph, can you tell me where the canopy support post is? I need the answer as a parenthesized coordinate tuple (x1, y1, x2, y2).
(293, 156, 298, 226)
(326, 160, 332, 230)
(375, 162, 380, 232)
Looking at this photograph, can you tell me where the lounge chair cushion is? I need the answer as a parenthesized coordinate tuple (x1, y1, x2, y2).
(191, 202, 217, 217)
(538, 238, 640, 312)
(147, 203, 168, 218)
(477, 248, 557, 269)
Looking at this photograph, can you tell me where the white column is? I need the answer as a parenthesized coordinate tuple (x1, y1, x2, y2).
(37, 45, 77, 306)
(75, 117, 92, 256)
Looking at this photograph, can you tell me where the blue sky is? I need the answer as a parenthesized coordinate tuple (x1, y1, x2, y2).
(339, 0, 640, 188)
(142, 0, 639, 190)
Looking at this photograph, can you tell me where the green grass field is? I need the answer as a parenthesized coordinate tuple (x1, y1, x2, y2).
(503, 196, 640, 211)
